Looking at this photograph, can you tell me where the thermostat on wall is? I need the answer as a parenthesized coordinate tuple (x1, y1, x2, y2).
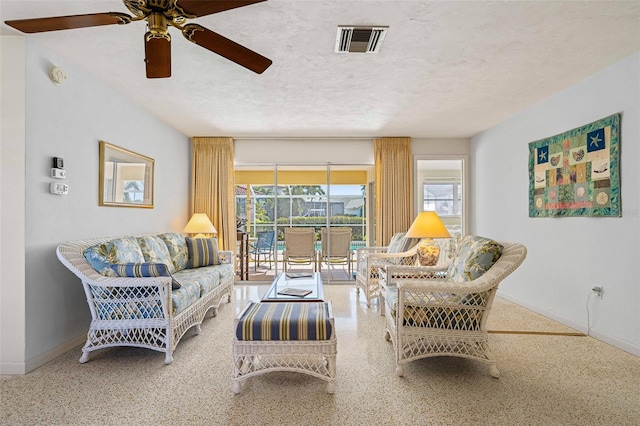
(50, 182, 68, 195)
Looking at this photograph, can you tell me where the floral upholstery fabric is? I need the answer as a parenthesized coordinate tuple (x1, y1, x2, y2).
(212, 263, 234, 281)
(158, 233, 189, 272)
(137, 235, 175, 273)
(446, 235, 503, 283)
(84, 237, 145, 277)
(173, 267, 220, 297)
(171, 280, 201, 315)
(84, 243, 118, 276)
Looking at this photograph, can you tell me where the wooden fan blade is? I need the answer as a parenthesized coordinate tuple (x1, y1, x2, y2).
(182, 24, 272, 74)
(4, 12, 132, 34)
(145, 34, 171, 78)
(176, 0, 266, 18)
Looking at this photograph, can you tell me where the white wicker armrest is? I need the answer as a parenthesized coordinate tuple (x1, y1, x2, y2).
(366, 246, 418, 269)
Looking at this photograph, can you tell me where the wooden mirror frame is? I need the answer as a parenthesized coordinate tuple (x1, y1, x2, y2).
(99, 141, 154, 208)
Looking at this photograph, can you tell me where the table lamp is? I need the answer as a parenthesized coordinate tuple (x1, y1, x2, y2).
(405, 211, 451, 266)
(183, 213, 217, 238)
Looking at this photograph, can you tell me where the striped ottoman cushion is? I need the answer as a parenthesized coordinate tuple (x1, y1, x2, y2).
(236, 302, 332, 341)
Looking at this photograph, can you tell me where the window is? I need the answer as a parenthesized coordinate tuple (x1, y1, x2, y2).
(423, 181, 461, 217)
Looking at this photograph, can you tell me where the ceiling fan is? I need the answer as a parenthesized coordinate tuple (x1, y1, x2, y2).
(4, 0, 272, 78)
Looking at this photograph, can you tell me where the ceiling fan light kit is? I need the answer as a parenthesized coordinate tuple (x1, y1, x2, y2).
(5, 0, 272, 79)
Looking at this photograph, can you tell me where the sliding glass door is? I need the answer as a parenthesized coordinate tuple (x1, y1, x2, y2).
(235, 164, 368, 283)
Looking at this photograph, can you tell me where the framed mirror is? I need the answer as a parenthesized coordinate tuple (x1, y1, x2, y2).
(99, 141, 154, 208)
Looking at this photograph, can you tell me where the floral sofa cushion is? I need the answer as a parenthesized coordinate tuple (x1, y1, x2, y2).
(84, 236, 145, 277)
(446, 235, 504, 282)
(158, 232, 189, 272)
(137, 235, 175, 273)
(173, 267, 220, 297)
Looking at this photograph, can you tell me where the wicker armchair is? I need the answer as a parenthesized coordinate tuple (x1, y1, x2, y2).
(379, 239, 527, 378)
(355, 233, 421, 307)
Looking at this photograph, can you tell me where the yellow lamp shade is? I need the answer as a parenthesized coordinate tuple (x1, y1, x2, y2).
(405, 211, 451, 266)
(405, 211, 451, 239)
(183, 213, 217, 238)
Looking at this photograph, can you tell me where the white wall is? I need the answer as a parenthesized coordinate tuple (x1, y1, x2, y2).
(234, 138, 374, 165)
(471, 52, 640, 355)
(0, 38, 190, 374)
(0, 36, 27, 375)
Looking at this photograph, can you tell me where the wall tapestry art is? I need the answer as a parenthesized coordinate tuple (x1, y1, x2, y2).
(529, 113, 620, 217)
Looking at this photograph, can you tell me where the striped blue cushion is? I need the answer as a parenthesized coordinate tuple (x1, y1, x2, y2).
(186, 237, 219, 268)
(236, 302, 332, 341)
(111, 262, 181, 290)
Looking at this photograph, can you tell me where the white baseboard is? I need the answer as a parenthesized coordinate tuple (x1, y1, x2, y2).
(497, 291, 640, 357)
(1, 333, 85, 375)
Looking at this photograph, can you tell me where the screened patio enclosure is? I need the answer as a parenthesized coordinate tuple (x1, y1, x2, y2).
(235, 164, 370, 283)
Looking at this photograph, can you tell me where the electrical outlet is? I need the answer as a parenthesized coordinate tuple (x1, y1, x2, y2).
(592, 286, 603, 299)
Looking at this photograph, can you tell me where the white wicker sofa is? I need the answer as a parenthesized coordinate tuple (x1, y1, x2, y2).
(56, 233, 234, 365)
(379, 236, 527, 378)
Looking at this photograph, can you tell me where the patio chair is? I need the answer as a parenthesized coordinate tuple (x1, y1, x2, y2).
(283, 228, 317, 271)
(249, 230, 275, 271)
(379, 237, 527, 378)
(318, 227, 353, 275)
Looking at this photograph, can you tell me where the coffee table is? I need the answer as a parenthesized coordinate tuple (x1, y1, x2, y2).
(261, 272, 324, 302)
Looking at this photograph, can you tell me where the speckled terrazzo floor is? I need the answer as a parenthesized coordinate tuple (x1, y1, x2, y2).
(2, 284, 639, 426)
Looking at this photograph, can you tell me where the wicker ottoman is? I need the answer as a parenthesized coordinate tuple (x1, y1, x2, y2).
(232, 301, 337, 394)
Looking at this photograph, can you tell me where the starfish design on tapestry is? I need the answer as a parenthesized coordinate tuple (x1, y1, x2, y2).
(538, 151, 547, 162)
(590, 134, 603, 147)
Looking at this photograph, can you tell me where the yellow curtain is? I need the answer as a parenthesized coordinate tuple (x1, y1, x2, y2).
(374, 137, 413, 246)
(190, 137, 235, 250)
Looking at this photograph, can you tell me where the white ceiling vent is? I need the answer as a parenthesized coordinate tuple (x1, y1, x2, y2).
(335, 26, 388, 53)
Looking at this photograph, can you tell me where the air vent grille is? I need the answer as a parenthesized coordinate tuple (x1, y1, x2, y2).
(335, 26, 388, 53)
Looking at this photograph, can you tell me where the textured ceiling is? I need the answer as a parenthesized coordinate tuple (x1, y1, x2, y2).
(2, 0, 639, 138)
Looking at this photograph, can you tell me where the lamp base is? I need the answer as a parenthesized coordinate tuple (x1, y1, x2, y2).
(417, 238, 440, 266)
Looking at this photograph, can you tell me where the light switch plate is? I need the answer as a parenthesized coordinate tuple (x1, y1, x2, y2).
(51, 168, 66, 179)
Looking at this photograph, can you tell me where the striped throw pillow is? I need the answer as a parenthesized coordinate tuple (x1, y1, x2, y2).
(111, 262, 181, 290)
(186, 237, 219, 268)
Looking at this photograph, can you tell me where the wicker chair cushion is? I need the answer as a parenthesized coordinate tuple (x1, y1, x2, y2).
(84, 237, 145, 277)
(158, 232, 189, 272)
(137, 235, 175, 273)
(236, 302, 333, 341)
(386, 233, 420, 265)
(447, 236, 504, 282)
(111, 262, 181, 290)
(186, 237, 220, 268)
(386, 233, 406, 253)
